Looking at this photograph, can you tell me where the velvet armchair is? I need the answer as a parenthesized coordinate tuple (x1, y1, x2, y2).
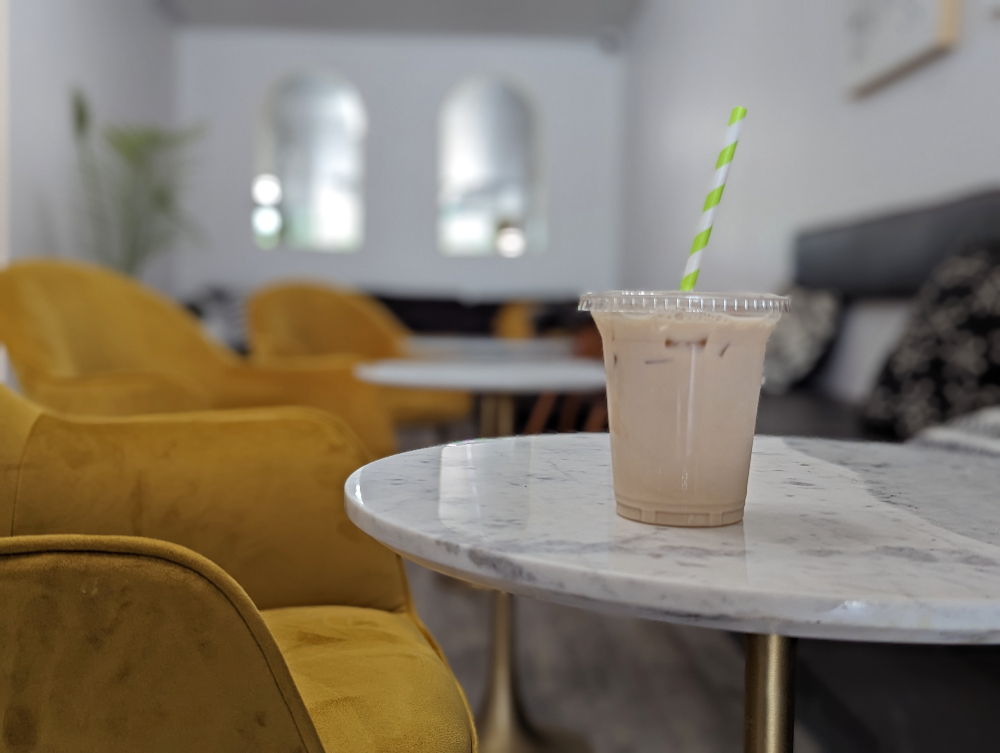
(0, 260, 395, 457)
(0, 386, 475, 752)
(247, 282, 471, 427)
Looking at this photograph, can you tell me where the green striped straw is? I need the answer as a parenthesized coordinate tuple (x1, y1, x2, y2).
(680, 106, 747, 291)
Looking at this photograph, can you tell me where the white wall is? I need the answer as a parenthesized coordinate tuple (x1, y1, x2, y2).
(621, 0, 1000, 293)
(173, 30, 623, 301)
(10, 0, 175, 264)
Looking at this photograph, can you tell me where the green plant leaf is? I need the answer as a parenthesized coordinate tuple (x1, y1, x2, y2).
(72, 91, 203, 275)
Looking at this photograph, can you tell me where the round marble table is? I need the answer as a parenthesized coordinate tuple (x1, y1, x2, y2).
(346, 433, 1000, 752)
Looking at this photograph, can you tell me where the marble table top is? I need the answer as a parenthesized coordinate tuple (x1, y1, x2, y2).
(355, 358, 606, 394)
(346, 433, 1000, 643)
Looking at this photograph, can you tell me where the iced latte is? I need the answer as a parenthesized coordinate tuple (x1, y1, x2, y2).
(580, 292, 788, 527)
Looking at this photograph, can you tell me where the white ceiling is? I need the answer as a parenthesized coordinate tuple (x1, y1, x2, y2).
(165, 0, 639, 40)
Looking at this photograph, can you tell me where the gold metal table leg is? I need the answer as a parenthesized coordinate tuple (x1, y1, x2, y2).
(496, 395, 516, 438)
(480, 394, 516, 438)
(477, 592, 589, 753)
(480, 395, 499, 438)
(744, 633, 796, 753)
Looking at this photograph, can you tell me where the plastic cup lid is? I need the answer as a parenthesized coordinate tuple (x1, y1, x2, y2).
(578, 291, 790, 316)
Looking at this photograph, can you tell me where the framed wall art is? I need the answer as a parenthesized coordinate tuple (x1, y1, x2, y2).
(846, 0, 960, 95)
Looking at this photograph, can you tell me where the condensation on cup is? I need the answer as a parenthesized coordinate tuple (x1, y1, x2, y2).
(580, 291, 790, 528)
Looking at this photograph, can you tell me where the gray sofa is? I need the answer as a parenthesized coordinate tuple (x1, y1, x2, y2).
(756, 188, 1000, 442)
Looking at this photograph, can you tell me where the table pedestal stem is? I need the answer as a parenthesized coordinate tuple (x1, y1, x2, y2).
(744, 633, 796, 753)
(477, 591, 588, 753)
(480, 395, 516, 438)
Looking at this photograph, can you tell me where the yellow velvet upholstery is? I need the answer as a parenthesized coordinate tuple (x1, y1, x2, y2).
(0, 535, 327, 753)
(0, 387, 475, 752)
(0, 260, 395, 457)
(264, 606, 477, 753)
(492, 301, 538, 340)
(248, 283, 471, 427)
(249, 284, 407, 361)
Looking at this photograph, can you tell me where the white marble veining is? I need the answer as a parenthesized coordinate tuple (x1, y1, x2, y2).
(355, 358, 606, 394)
(346, 434, 1000, 643)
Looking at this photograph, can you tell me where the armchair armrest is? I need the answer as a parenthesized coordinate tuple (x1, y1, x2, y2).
(21, 370, 212, 416)
(0, 534, 325, 752)
(12, 406, 409, 613)
(210, 356, 397, 458)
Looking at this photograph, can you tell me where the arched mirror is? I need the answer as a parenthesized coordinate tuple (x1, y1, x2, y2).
(439, 78, 543, 258)
(253, 72, 367, 252)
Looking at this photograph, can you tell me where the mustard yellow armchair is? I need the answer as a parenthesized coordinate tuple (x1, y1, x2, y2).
(0, 386, 475, 752)
(0, 260, 395, 457)
(248, 282, 471, 427)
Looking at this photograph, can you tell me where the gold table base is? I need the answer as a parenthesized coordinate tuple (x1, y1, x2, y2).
(477, 592, 590, 753)
(744, 634, 796, 753)
(479, 394, 516, 439)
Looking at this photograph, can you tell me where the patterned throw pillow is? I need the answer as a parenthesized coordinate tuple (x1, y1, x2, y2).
(865, 239, 1000, 439)
(762, 286, 841, 395)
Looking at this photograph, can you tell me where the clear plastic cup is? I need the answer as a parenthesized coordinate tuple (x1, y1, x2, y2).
(580, 291, 790, 527)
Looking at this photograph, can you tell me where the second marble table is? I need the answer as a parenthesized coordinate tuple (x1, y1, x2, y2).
(354, 358, 607, 752)
(347, 433, 1000, 753)
(404, 335, 575, 362)
(356, 358, 607, 436)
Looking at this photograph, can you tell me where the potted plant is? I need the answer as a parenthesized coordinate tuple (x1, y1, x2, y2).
(72, 90, 201, 276)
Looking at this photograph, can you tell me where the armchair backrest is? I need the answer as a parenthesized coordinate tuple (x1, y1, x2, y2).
(8, 399, 408, 613)
(248, 283, 408, 361)
(0, 534, 325, 752)
(0, 260, 232, 383)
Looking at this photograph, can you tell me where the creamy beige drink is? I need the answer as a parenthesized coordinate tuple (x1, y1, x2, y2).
(581, 292, 787, 527)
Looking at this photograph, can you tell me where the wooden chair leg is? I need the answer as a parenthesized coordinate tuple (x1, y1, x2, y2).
(583, 398, 608, 432)
(558, 395, 582, 433)
(524, 393, 558, 435)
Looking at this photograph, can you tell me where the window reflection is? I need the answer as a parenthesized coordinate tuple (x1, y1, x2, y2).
(439, 78, 542, 257)
(252, 173, 282, 206)
(254, 72, 367, 252)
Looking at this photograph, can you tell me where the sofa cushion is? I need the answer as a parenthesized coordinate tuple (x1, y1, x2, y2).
(814, 298, 913, 404)
(262, 605, 474, 753)
(762, 286, 841, 395)
(865, 239, 1000, 438)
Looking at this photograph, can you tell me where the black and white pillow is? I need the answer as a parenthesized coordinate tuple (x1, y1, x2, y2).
(762, 286, 841, 395)
(865, 239, 1000, 439)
